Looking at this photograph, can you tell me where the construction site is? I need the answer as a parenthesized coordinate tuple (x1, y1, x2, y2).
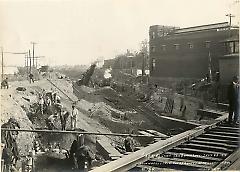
(1, 50, 240, 171)
(1, 1, 240, 172)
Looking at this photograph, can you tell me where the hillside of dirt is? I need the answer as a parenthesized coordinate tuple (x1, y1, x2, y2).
(1, 71, 202, 171)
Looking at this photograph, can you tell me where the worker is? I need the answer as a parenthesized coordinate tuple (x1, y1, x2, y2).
(1, 118, 20, 168)
(228, 76, 239, 125)
(39, 95, 45, 114)
(69, 140, 78, 169)
(74, 134, 95, 170)
(55, 94, 61, 104)
(1, 77, 9, 89)
(46, 96, 52, 106)
(124, 130, 135, 152)
(60, 110, 70, 130)
(45, 114, 57, 130)
(52, 91, 57, 104)
(71, 105, 78, 130)
(55, 102, 63, 116)
(29, 73, 34, 83)
(45, 96, 52, 114)
(2, 145, 13, 172)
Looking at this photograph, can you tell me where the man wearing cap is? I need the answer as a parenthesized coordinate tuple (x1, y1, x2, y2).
(71, 105, 78, 130)
(227, 76, 239, 124)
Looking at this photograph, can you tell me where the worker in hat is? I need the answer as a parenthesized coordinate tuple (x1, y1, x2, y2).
(71, 105, 78, 130)
(228, 75, 239, 125)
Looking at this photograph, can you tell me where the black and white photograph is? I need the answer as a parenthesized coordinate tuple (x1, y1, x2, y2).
(0, 0, 239, 171)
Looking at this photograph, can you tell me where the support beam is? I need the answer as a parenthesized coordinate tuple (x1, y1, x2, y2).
(0, 128, 168, 138)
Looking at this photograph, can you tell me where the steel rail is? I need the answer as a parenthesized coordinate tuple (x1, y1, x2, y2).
(91, 114, 228, 172)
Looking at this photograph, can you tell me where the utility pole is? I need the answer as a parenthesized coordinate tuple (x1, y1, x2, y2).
(29, 50, 31, 74)
(26, 53, 29, 79)
(31, 42, 37, 67)
(1, 47, 4, 81)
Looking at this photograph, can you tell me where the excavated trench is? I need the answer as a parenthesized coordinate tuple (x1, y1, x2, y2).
(1, 79, 200, 172)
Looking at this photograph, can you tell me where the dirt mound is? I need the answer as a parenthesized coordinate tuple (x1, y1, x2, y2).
(1, 88, 35, 156)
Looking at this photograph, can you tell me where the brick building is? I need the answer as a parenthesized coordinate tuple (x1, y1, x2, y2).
(149, 22, 239, 83)
(219, 34, 239, 84)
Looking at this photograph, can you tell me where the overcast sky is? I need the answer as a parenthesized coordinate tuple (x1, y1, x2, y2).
(0, 0, 238, 66)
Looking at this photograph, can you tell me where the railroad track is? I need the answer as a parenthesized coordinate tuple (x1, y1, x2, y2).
(91, 114, 240, 172)
(138, 122, 239, 171)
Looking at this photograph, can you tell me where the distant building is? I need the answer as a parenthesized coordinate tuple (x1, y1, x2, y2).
(149, 22, 239, 83)
(103, 50, 149, 76)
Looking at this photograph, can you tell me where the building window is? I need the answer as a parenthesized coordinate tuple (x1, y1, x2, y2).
(162, 45, 166, 51)
(235, 41, 239, 53)
(229, 42, 234, 53)
(188, 43, 194, 49)
(151, 32, 155, 39)
(150, 46, 156, 52)
(225, 41, 239, 54)
(205, 41, 211, 48)
(152, 58, 156, 70)
(174, 44, 180, 50)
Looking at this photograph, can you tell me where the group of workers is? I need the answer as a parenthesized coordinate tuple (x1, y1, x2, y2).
(36, 88, 79, 131)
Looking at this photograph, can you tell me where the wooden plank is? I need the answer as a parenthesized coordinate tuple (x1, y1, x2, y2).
(219, 123, 239, 128)
(189, 140, 238, 149)
(202, 109, 227, 115)
(208, 131, 239, 137)
(198, 109, 227, 116)
(211, 127, 239, 133)
(96, 140, 122, 160)
(172, 147, 228, 157)
(150, 157, 214, 169)
(146, 130, 168, 137)
(164, 151, 222, 162)
(217, 126, 239, 131)
(138, 131, 155, 137)
(195, 137, 239, 145)
(181, 143, 233, 153)
(202, 133, 239, 140)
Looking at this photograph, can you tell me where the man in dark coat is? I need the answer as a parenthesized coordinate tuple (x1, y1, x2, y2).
(70, 135, 95, 170)
(228, 76, 239, 124)
(29, 73, 34, 83)
(1, 118, 20, 167)
(60, 110, 69, 130)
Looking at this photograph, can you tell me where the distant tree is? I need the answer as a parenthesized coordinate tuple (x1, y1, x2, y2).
(17, 67, 28, 76)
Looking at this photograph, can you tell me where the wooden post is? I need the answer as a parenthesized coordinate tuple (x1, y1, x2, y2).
(1, 47, 4, 81)
(29, 50, 31, 74)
